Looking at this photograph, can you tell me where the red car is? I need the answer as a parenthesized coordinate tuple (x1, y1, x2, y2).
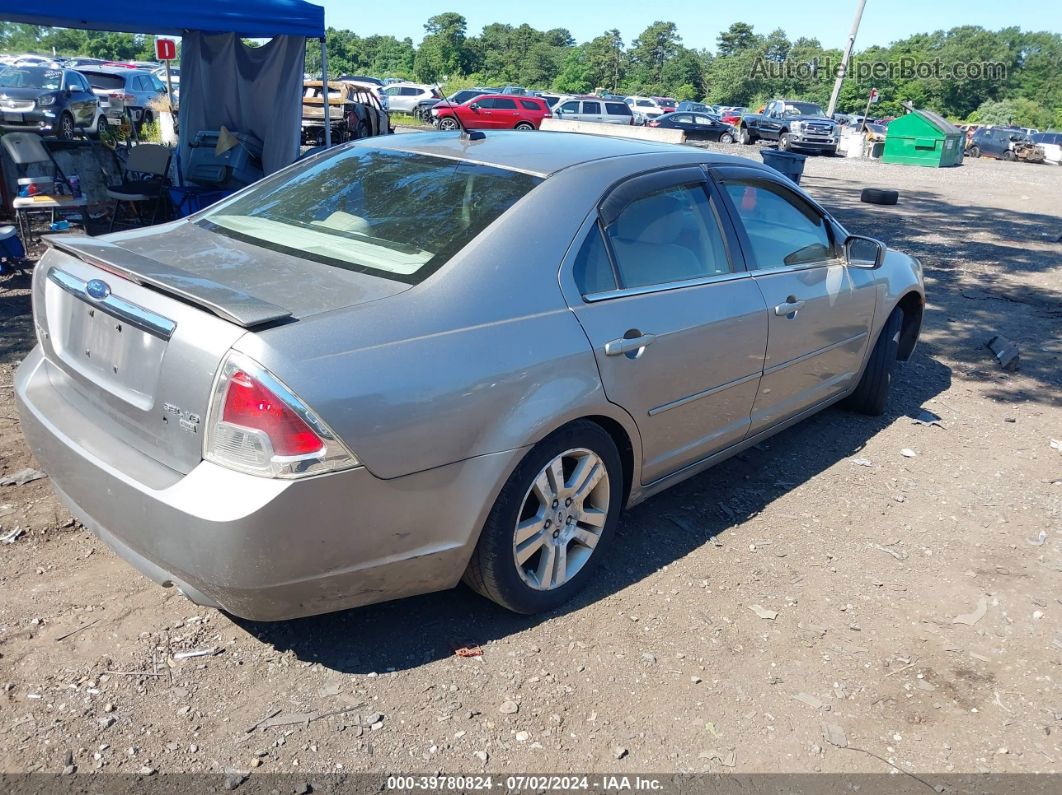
(433, 94, 551, 131)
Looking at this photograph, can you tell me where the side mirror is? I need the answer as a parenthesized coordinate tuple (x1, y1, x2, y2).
(845, 234, 886, 269)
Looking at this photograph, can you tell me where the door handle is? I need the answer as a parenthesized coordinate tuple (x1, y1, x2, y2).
(774, 299, 806, 317)
(604, 333, 656, 357)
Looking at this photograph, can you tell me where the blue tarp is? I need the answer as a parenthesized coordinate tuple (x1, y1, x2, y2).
(0, 0, 325, 38)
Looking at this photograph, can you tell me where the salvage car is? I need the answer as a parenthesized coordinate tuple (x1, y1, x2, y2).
(554, 96, 635, 125)
(433, 94, 550, 130)
(967, 126, 1045, 162)
(16, 132, 924, 621)
(0, 65, 101, 139)
(648, 112, 735, 142)
(301, 80, 391, 145)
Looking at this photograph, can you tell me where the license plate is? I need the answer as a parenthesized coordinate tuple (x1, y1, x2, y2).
(47, 285, 169, 410)
(3, 112, 23, 122)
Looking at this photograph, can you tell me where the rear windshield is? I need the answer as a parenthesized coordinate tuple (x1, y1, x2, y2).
(80, 71, 127, 90)
(199, 148, 542, 284)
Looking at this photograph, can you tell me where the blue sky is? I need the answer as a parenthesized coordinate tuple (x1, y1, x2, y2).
(318, 1, 1060, 50)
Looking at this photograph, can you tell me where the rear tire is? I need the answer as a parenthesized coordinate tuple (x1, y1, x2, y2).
(738, 125, 755, 145)
(515, 121, 535, 131)
(463, 420, 623, 614)
(843, 309, 903, 416)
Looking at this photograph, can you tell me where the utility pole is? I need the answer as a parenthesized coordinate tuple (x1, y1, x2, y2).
(826, 0, 868, 118)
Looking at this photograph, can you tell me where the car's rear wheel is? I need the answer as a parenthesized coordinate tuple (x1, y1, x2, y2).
(464, 421, 622, 614)
(738, 126, 754, 145)
(719, 131, 735, 144)
(58, 112, 76, 140)
(843, 308, 903, 416)
(438, 117, 460, 131)
(514, 121, 535, 131)
(94, 115, 109, 138)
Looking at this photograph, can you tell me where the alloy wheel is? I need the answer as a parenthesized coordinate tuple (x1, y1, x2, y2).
(512, 448, 610, 591)
(439, 118, 459, 131)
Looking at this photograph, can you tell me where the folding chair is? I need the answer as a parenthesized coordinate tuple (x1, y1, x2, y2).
(1, 132, 88, 243)
(107, 143, 172, 232)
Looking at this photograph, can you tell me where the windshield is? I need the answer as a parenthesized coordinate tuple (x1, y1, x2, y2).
(200, 148, 542, 284)
(782, 101, 825, 117)
(0, 66, 61, 90)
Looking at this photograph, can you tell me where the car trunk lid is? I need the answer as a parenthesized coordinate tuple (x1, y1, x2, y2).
(33, 228, 407, 474)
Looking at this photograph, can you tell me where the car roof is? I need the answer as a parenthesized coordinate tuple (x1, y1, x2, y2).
(366, 130, 753, 177)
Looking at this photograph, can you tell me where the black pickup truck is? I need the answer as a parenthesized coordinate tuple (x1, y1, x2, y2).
(737, 99, 839, 155)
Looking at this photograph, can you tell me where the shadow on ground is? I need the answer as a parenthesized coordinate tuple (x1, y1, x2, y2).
(235, 352, 951, 673)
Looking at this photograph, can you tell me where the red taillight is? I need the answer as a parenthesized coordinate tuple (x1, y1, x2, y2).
(109, 91, 134, 102)
(222, 370, 323, 456)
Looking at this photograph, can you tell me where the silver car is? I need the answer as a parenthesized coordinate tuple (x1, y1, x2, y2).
(16, 132, 924, 620)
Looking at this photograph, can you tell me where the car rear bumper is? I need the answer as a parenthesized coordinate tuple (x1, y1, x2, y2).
(16, 346, 523, 621)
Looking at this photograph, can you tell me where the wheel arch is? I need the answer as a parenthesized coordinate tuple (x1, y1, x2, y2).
(895, 291, 924, 361)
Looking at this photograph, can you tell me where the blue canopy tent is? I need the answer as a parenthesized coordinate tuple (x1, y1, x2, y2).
(0, 1, 331, 172)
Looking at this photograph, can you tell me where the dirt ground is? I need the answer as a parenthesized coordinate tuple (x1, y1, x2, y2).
(1, 145, 1060, 784)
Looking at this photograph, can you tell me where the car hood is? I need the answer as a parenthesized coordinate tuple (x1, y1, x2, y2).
(96, 219, 412, 324)
(0, 87, 54, 100)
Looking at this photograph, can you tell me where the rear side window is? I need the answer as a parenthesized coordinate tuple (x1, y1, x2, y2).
(573, 225, 617, 295)
(519, 99, 541, 111)
(492, 98, 517, 110)
(582, 101, 601, 114)
(606, 103, 632, 116)
(200, 148, 542, 285)
(605, 184, 732, 289)
(723, 180, 835, 268)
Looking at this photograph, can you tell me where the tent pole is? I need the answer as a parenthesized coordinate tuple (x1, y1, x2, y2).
(320, 37, 331, 148)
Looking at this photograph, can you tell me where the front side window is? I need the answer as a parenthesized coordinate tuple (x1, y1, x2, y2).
(603, 184, 731, 289)
(199, 148, 542, 284)
(560, 101, 579, 113)
(723, 180, 835, 269)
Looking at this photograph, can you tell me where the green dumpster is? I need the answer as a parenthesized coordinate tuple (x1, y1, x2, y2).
(881, 107, 964, 167)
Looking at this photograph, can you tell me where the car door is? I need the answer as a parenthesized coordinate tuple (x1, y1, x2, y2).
(580, 100, 603, 124)
(760, 101, 783, 140)
(489, 97, 519, 128)
(693, 114, 725, 140)
(60, 72, 88, 125)
(666, 113, 693, 136)
(562, 167, 769, 483)
(712, 166, 878, 432)
(557, 99, 580, 121)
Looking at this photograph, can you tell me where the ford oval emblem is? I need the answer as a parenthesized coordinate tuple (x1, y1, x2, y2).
(85, 279, 111, 300)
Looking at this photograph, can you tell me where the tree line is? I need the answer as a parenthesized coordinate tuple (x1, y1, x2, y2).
(3, 16, 1059, 128)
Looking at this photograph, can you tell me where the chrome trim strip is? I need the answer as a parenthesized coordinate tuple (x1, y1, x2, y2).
(48, 269, 177, 341)
(584, 270, 748, 302)
(763, 331, 867, 376)
(648, 371, 761, 416)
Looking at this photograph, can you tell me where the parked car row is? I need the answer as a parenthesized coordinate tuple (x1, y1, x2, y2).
(0, 56, 174, 139)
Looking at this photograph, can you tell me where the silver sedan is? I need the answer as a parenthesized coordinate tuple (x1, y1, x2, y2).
(16, 131, 924, 620)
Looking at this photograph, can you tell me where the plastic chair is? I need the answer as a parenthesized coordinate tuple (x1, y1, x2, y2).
(107, 143, 172, 232)
(1, 132, 88, 242)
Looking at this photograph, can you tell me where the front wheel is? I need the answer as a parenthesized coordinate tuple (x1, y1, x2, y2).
(514, 121, 535, 131)
(438, 117, 460, 131)
(843, 309, 903, 416)
(967, 145, 980, 158)
(1001, 150, 1015, 161)
(719, 131, 735, 144)
(464, 421, 623, 614)
(779, 131, 792, 151)
(57, 112, 76, 140)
